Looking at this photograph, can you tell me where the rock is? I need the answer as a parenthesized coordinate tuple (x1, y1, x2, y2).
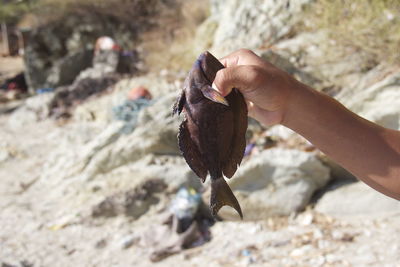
(0, 260, 33, 267)
(94, 239, 108, 249)
(49, 75, 119, 119)
(81, 92, 181, 180)
(318, 156, 357, 182)
(23, 12, 140, 91)
(74, 50, 119, 81)
(193, 18, 219, 54)
(0, 149, 11, 163)
(88, 153, 203, 193)
(274, 31, 371, 91)
(42, 91, 184, 184)
(112, 74, 180, 99)
(73, 94, 116, 123)
(41, 121, 125, 182)
(118, 234, 139, 249)
(259, 50, 321, 88)
(265, 125, 296, 141)
(209, 0, 312, 54)
(45, 50, 93, 88)
(73, 73, 181, 124)
(7, 93, 55, 129)
(112, 98, 153, 134)
(315, 182, 400, 217)
(91, 178, 167, 219)
(221, 148, 330, 220)
(337, 71, 400, 130)
(126, 155, 203, 191)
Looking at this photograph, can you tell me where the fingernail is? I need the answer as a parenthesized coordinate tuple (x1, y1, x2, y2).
(212, 82, 220, 92)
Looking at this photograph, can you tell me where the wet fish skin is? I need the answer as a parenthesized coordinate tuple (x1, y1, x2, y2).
(173, 51, 248, 219)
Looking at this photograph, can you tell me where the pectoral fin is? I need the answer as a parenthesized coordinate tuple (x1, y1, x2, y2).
(201, 85, 229, 106)
(173, 90, 186, 115)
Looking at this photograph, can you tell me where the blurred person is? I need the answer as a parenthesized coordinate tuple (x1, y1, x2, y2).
(212, 49, 400, 201)
(94, 36, 121, 55)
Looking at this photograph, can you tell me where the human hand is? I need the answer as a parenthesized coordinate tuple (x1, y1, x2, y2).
(212, 49, 300, 126)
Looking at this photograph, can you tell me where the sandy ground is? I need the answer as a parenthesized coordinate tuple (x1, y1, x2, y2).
(1, 108, 400, 267)
(0, 55, 399, 267)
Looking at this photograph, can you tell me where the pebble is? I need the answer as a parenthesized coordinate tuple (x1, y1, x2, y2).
(290, 244, 313, 257)
(119, 234, 139, 249)
(297, 213, 314, 226)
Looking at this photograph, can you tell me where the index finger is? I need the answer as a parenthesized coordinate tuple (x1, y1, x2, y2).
(219, 49, 268, 68)
(219, 54, 240, 68)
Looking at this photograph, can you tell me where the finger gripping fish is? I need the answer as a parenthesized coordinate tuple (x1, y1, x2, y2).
(173, 51, 248, 219)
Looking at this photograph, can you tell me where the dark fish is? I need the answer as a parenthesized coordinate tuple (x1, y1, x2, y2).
(173, 51, 248, 218)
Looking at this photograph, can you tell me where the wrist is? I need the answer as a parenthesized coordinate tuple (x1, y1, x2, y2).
(280, 78, 314, 129)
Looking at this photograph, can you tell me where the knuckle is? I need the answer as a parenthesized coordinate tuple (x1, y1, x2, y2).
(216, 68, 228, 81)
(237, 48, 255, 56)
(215, 69, 231, 87)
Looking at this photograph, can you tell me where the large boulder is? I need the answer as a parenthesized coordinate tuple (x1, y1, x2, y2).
(91, 178, 167, 219)
(96, 154, 203, 193)
(315, 182, 400, 217)
(208, 0, 312, 54)
(337, 71, 400, 130)
(41, 91, 181, 182)
(44, 49, 94, 88)
(7, 92, 55, 129)
(259, 50, 321, 88)
(220, 148, 330, 220)
(81, 93, 180, 180)
(273, 31, 373, 92)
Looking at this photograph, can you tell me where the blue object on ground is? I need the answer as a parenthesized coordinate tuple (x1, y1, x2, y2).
(169, 187, 202, 220)
(112, 97, 153, 134)
(36, 88, 55, 94)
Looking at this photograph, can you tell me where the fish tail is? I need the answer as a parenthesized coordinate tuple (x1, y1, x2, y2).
(210, 177, 243, 219)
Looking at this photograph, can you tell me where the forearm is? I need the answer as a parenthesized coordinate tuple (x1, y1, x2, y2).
(282, 81, 400, 200)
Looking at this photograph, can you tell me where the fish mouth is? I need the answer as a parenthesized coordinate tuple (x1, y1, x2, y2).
(195, 51, 214, 85)
(194, 52, 229, 106)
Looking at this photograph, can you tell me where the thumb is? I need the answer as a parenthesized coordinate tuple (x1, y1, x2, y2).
(212, 65, 259, 97)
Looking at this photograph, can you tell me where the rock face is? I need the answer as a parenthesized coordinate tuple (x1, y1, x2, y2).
(44, 50, 94, 88)
(7, 92, 55, 129)
(80, 93, 181, 180)
(91, 179, 167, 219)
(221, 148, 330, 220)
(41, 91, 183, 181)
(23, 14, 138, 91)
(259, 50, 321, 88)
(48, 74, 119, 119)
(315, 182, 400, 217)
(273, 31, 369, 90)
(209, 0, 312, 54)
(337, 71, 400, 130)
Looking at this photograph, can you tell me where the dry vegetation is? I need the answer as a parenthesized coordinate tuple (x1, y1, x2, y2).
(140, 0, 211, 72)
(304, 0, 400, 65)
(33, 0, 159, 33)
(36, 0, 210, 71)
(1, 0, 209, 71)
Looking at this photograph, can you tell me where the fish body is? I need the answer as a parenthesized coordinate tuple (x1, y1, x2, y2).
(173, 51, 248, 218)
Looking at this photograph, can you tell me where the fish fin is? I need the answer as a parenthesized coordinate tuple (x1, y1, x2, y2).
(210, 177, 243, 219)
(173, 90, 186, 115)
(223, 88, 248, 178)
(178, 120, 208, 182)
(201, 85, 229, 106)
